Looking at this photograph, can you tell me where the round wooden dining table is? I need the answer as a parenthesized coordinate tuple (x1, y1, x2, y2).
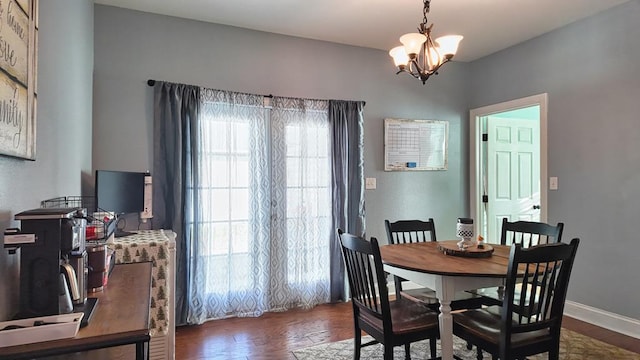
(380, 240, 513, 360)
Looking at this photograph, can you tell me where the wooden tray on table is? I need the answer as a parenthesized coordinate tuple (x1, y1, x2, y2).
(437, 240, 494, 258)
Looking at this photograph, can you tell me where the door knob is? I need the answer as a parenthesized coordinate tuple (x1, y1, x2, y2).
(533, 205, 541, 210)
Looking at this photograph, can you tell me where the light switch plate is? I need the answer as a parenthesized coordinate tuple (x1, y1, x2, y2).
(549, 177, 558, 190)
(365, 177, 377, 190)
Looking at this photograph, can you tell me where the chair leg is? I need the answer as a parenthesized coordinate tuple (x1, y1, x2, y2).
(549, 346, 560, 360)
(384, 345, 394, 360)
(429, 338, 437, 359)
(353, 330, 361, 360)
(394, 276, 404, 300)
(404, 343, 411, 360)
(476, 347, 483, 360)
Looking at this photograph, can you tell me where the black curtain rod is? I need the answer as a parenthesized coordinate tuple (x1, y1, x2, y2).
(145, 80, 365, 105)
(147, 79, 273, 98)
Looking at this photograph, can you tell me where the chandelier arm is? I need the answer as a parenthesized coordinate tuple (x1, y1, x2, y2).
(395, 67, 421, 82)
(419, 41, 426, 77)
(397, 59, 423, 82)
(405, 60, 422, 79)
(428, 59, 448, 78)
(408, 71, 423, 81)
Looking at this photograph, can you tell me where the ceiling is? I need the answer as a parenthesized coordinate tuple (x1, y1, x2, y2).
(94, 0, 629, 62)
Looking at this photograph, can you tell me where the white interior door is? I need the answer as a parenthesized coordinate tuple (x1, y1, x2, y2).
(469, 94, 548, 244)
(486, 116, 540, 243)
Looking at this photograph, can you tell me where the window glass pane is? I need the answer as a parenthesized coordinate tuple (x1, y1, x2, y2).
(316, 128, 328, 155)
(286, 188, 302, 218)
(208, 121, 228, 153)
(211, 189, 230, 221)
(231, 222, 249, 253)
(210, 156, 230, 187)
(302, 189, 320, 217)
(230, 189, 248, 221)
(211, 222, 229, 255)
(305, 126, 323, 157)
(286, 157, 301, 187)
(305, 158, 325, 187)
(314, 188, 330, 217)
(233, 122, 250, 154)
(232, 156, 249, 187)
(286, 126, 301, 156)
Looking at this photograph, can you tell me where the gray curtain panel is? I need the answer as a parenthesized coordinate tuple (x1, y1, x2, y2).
(328, 100, 366, 302)
(152, 81, 200, 326)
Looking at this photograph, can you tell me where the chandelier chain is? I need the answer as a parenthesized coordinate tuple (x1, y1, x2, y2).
(422, 0, 431, 28)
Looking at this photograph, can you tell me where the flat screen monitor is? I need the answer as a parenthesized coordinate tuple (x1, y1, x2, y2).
(95, 170, 146, 215)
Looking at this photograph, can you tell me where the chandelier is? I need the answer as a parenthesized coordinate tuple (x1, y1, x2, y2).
(389, 0, 463, 84)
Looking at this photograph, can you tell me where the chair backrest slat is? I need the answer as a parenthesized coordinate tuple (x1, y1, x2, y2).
(500, 218, 564, 247)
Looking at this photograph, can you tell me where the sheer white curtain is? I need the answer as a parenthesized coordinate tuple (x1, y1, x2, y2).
(270, 96, 331, 309)
(188, 89, 330, 323)
(188, 89, 270, 323)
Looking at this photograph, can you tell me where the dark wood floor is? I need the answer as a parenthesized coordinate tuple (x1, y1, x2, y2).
(175, 301, 640, 359)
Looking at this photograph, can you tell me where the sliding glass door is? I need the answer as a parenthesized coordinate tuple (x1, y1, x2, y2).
(193, 92, 330, 319)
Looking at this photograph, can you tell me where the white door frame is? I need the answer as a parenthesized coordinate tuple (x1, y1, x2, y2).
(469, 93, 548, 238)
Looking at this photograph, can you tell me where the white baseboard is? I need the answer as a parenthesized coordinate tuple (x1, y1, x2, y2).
(564, 300, 640, 339)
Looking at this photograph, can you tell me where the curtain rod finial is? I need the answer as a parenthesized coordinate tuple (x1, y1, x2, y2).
(147, 79, 156, 86)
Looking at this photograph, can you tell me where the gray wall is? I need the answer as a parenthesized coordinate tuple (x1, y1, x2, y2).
(0, 0, 94, 321)
(93, 6, 470, 241)
(469, 1, 640, 319)
(93, 2, 640, 322)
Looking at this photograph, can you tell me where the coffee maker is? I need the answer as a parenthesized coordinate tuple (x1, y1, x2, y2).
(11, 207, 94, 319)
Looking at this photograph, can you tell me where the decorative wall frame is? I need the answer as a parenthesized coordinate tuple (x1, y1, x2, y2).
(0, 0, 38, 160)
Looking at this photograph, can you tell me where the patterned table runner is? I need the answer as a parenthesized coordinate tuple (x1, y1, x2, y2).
(107, 229, 175, 336)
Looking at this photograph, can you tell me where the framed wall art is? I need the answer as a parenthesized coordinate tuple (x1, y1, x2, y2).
(0, 0, 38, 160)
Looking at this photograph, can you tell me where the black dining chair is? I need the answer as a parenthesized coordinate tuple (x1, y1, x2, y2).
(473, 218, 564, 307)
(453, 238, 580, 360)
(337, 229, 441, 360)
(385, 219, 485, 311)
(500, 218, 564, 247)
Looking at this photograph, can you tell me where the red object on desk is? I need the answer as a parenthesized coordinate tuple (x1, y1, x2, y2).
(86, 226, 97, 240)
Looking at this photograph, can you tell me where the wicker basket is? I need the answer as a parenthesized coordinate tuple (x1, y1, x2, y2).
(41, 196, 116, 240)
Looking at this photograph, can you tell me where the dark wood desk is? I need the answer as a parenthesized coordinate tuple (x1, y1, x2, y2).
(1, 262, 152, 360)
(380, 241, 512, 360)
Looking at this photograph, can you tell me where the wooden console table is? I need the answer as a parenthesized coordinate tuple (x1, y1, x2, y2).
(0, 262, 152, 360)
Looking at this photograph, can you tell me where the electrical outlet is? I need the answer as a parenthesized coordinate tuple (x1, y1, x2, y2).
(140, 175, 153, 220)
